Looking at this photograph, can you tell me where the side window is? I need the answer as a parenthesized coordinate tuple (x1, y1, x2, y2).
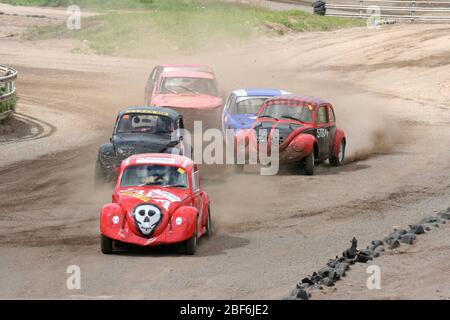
(113, 115, 120, 135)
(155, 75, 163, 93)
(146, 68, 159, 97)
(150, 67, 160, 81)
(328, 106, 335, 123)
(192, 170, 200, 192)
(225, 94, 235, 114)
(317, 106, 328, 124)
(154, 67, 163, 81)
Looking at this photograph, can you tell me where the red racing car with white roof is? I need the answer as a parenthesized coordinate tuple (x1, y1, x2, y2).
(100, 153, 211, 255)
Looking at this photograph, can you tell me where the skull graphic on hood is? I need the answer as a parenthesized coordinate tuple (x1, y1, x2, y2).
(132, 204, 162, 237)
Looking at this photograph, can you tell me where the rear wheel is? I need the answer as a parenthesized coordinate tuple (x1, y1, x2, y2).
(185, 225, 198, 255)
(330, 140, 345, 166)
(304, 150, 315, 176)
(101, 235, 113, 254)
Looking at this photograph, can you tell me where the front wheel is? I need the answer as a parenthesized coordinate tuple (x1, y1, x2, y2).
(304, 150, 315, 176)
(184, 226, 198, 255)
(101, 235, 113, 254)
(329, 140, 345, 166)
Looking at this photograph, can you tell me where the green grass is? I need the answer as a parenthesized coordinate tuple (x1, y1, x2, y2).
(3, 0, 364, 57)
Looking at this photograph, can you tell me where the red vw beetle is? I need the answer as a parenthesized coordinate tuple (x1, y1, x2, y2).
(100, 154, 211, 255)
(234, 95, 346, 175)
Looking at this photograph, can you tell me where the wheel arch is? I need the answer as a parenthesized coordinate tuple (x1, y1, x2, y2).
(332, 128, 346, 157)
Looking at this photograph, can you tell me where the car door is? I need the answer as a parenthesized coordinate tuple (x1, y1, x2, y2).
(327, 105, 337, 156)
(315, 105, 331, 159)
(222, 93, 236, 135)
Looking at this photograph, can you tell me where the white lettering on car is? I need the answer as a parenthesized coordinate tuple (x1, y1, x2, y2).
(317, 128, 329, 139)
(120, 188, 181, 210)
(135, 157, 177, 164)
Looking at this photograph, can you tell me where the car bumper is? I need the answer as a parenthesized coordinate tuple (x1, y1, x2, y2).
(243, 144, 308, 164)
(101, 218, 196, 247)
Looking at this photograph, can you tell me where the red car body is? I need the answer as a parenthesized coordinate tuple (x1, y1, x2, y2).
(149, 70, 224, 127)
(100, 154, 211, 254)
(234, 95, 346, 175)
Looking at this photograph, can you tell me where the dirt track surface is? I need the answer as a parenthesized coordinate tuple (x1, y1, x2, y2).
(1, 8, 450, 299)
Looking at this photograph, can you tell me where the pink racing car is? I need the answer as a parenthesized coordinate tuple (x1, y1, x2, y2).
(148, 68, 224, 127)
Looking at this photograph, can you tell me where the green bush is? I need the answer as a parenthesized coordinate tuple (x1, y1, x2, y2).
(0, 96, 16, 114)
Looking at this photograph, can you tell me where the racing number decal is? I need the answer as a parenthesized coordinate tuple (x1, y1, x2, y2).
(317, 128, 329, 139)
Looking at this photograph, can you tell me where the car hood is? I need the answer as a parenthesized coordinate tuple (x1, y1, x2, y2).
(152, 94, 223, 109)
(227, 113, 257, 129)
(254, 120, 311, 146)
(113, 133, 173, 156)
(117, 187, 192, 237)
(118, 187, 190, 211)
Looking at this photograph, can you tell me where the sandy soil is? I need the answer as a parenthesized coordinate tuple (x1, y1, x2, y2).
(0, 6, 449, 299)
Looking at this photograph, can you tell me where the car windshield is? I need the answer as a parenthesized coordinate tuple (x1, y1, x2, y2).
(116, 113, 175, 134)
(120, 165, 188, 188)
(160, 77, 218, 96)
(229, 97, 269, 115)
(259, 104, 312, 123)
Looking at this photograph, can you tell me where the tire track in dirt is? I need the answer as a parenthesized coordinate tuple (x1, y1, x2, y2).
(0, 111, 56, 145)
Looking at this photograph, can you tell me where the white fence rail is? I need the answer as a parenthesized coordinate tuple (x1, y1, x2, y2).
(324, 0, 450, 22)
(0, 65, 18, 121)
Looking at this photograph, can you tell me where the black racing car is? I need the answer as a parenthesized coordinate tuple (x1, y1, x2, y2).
(95, 106, 187, 184)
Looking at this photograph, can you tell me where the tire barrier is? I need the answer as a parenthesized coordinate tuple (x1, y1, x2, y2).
(286, 207, 450, 300)
(313, 0, 327, 15)
(0, 65, 18, 122)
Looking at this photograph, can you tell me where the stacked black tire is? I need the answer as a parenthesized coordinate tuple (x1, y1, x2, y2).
(313, 1, 326, 16)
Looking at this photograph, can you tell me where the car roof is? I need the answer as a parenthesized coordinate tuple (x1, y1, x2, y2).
(158, 64, 214, 73)
(160, 71, 215, 79)
(124, 153, 194, 170)
(232, 88, 290, 97)
(263, 94, 330, 107)
(118, 106, 181, 120)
